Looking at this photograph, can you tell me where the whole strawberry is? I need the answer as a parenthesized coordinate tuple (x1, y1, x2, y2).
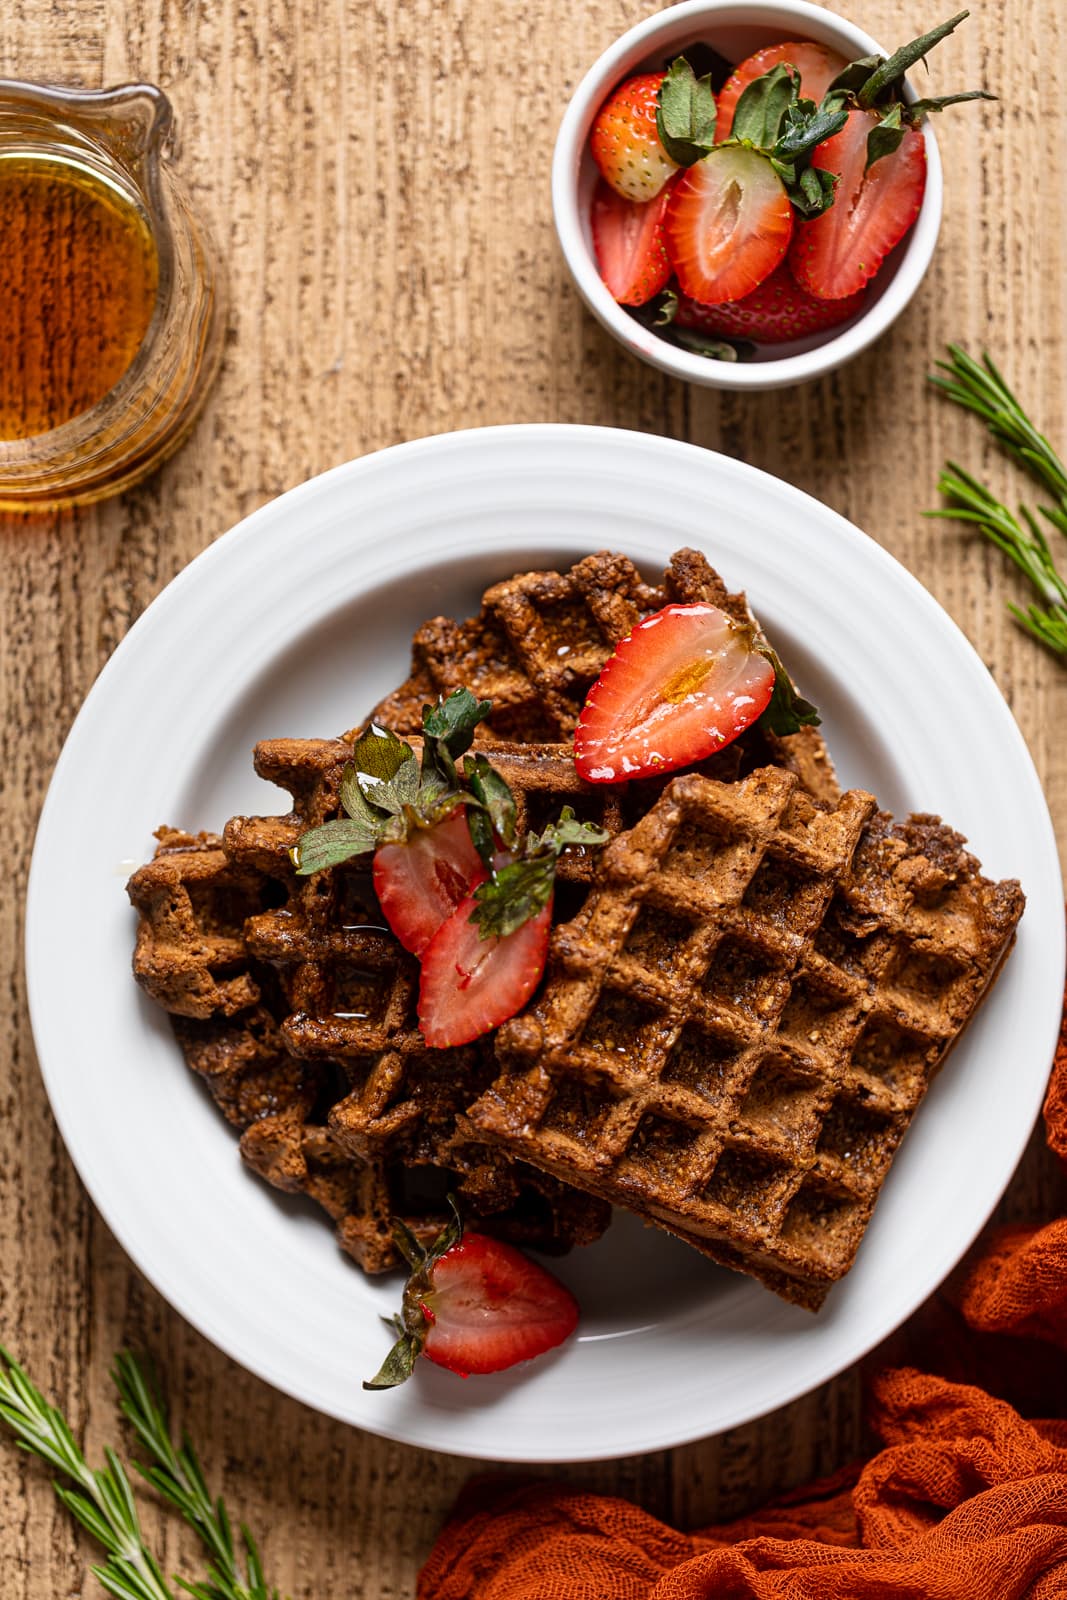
(591, 72, 678, 202)
(591, 56, 718, 205)
(364, 1202, 580, 1386)
(674, 263, 867, 342)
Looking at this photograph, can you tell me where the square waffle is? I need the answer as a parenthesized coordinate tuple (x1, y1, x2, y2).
(466, 767, 1025, 1308)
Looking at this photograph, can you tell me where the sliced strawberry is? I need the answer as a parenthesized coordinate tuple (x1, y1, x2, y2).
(372, 806, 486, 957)
(420, 1233, 579, 1377)
(674, 262, 866, 344)
(591, 179, 673, 306)
(418, 892, 551, 1048)
(590, 71, 677, 202)
(664, 147, 792, 305)
(364, 1203, 580, 1388)
(574, 602, 775, 783)
(789, 108, 926, 299)
(717, 42, 848, 139)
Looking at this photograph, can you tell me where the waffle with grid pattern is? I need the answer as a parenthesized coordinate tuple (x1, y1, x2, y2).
(467, 767, 1025, 1309)
(366, 547, 840, 806)
(129, 829, 610, 1269)
(221, 753, 613, 1255)
(127, 827, 272, 1020)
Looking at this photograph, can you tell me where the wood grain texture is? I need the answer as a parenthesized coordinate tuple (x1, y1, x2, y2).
(1, 0, 1065, 1593)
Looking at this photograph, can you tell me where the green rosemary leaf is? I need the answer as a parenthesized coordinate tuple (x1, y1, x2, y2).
(0, 1345, 287, 1600)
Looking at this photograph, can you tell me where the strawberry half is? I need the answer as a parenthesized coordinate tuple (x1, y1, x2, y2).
(421, 1232, 578, 1376)
(591, 178, 673, 306)
(674, 262, 866, 344)
(416, 806, 606, 1048)
(590, 71, 678, 202)
(789, 108, 926, 300)
(574, 602, 776, 783)
(372, 806, 486, 957)
(417, 891, 551, 1048)
(716, 42, 848, 139)
(365, 1203, 579, 1387)
(664, 147, 793, 305)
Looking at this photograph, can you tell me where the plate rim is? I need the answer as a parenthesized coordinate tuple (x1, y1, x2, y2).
(25, 423, 1065, 1462)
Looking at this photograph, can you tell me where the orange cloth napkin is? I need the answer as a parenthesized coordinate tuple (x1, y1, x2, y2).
(419, 977, 1067, 1600)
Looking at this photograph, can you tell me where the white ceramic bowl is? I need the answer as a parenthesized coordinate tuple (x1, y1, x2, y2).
(552, 0, 943, 389)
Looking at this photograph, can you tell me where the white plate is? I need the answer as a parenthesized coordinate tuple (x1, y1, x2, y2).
(26, 426, 1064, 1463)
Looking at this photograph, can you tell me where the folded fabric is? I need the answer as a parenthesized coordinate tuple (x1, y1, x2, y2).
(419, 978, 1067, 1600)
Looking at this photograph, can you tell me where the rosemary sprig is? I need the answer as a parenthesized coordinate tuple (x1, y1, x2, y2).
(0, 1345, 286, 1600)
(928, 345, 1067, 654)
(112, 1354, 282, 1600)
(930, 345, 1067, 507)
(0, 1344, 175, 1600)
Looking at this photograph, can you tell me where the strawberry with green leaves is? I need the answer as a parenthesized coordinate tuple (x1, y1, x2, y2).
(716, 42, 848, 139)
(365, 1199, 580, 1387)
(292, 690, 608, 1047)
(574, 602, 819, 784)
(589, 13, 991, 329)
(590, 58, 719, 306)
(418, 808, 598, 1046)
(291, 689, 494, 956)
(663, 62, 849, 304)
(591, 56, 718, 203)
(789, 12, 992, 300)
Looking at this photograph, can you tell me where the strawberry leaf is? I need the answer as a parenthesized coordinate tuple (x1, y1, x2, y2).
(821, 14, 989, 135)
(755, 640, 821, 735)
(361, 753, 422, 816)
(363, 1330, 421, 1391)
(339, 765, 386, 830)
(865, 103, 905, 171)
(856, 10, 969, 110)
(790, 163, 838, 218)
(470, 808, 609, 941)
(464, 752, 518, 863)
(655, 55, 717, 166)
(669, 327, 754, 361)
(421, 687, 493, 790)
(774, 101, 848, 165)
(363, 1200, 465, 1391)
(290, 817, 379, 873)
(769, 100, 847, 215)
(821, 56, 880, 106)
(472, 856, 556, 941)
(349, 724, 414, 786)
(910, 89, 996, 116)
(730, 62, 798, 152)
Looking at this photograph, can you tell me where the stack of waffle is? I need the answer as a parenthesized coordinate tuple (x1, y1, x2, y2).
(128, 549, 1024, 1306)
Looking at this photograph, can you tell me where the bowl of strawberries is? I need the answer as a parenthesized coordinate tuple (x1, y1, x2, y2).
(553, 1, 989, 388)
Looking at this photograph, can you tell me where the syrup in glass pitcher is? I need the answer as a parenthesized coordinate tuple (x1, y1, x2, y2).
(0, 80, 225, 510)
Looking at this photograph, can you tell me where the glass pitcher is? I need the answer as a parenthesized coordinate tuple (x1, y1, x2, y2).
(0, 79, 225, 511)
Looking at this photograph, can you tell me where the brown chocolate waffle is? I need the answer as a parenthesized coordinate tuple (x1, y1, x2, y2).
(129, 822, 609, 1265)
(127, 827, 277, 1020)
(467, 767, 1025, 1309)
(366, 547, 840, 806)
(223, 792, 611, 1256)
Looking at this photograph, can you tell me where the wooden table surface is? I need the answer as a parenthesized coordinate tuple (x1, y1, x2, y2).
(2, 1, 1066, 1593)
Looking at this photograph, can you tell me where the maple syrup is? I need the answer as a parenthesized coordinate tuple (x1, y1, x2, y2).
(0, 154, 159, 440)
